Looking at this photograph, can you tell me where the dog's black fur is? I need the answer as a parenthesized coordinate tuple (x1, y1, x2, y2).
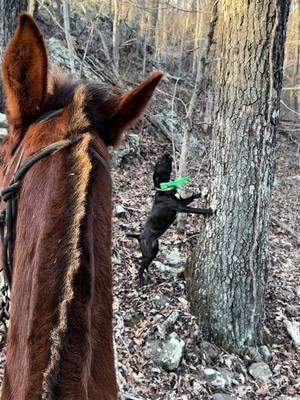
(128, 153, 213, 286)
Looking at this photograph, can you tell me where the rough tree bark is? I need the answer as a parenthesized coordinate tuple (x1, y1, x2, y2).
(0, 0, 28, 112)
(187, 0, 291, 352)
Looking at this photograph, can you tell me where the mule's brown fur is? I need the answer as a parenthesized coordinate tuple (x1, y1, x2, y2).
(0, 13, 162, 400)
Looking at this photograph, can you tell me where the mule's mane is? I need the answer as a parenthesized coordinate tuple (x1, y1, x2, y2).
(45, 74, 119, 116)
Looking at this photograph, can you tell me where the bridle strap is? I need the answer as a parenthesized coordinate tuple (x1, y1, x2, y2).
(0, 137, 111, 289)
(0, 139, 73, 288)
(0, 135, 110, 349)
(89, 147, 111, 180)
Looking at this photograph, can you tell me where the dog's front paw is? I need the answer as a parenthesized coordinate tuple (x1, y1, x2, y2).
(206, 208, 214, 216)
(193, 193, 201, 199)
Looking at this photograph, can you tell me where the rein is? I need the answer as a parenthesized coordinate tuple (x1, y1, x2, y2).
(0, 139, 72, 287)
(0, 134, 110, 349)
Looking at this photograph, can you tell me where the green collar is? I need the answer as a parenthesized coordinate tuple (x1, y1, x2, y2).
(160, 176, 190, 190)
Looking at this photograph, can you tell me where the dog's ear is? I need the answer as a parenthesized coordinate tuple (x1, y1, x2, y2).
(2, 13, 48, 127)
(104, 71, 163, 146)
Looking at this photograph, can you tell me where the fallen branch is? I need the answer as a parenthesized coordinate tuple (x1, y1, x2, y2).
(280, 99, 300, 117)
(123, 394, 144, 400)
(160, 310, 180, 339)
(271, 217, 300, 243)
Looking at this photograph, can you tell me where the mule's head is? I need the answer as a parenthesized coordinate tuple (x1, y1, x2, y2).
(1, 13, 162, 154)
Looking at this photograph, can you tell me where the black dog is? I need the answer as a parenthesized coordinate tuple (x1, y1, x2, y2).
(128, 153, 212, 286)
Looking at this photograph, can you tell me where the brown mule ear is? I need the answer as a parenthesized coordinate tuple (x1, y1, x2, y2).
(2, 13, 48, 126)
(106, 71, 163, 146)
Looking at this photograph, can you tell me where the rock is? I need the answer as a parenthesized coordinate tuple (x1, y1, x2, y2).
(124, 312, 144, 328)
(200, 341, 220, 362)
(0, 128, 7, 141)
(192, 380, 202, 395)
(148, 332, 185, 371)
(202, 368, 232, 389)
(246, 346, 263, 362)
(210, 374, 227, 389)
(203, 368, 217, 382)
(152, 260, 178, 274)
(261, 326, 274, 345)
(289, 175, 300, 182)
(47, 37, 99, 80)
(110, 133, 140, 166)
(285, 304, 298, 317)
(114, 204, 126, 216)
(273, 176, 281, 187)
(211, 394, 237, 400)
(248, 362, 272, 381)
(0, 114, 7, 140)
(151, 293, 170, 308)
(219, 369, 234, 386)
(164, 248, 185, 267)
(258, 345, 272, 363)
(153, 110, 206, 157)
(0, 113, 7, 128)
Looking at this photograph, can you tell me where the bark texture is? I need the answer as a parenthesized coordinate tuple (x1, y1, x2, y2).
(187, 0, 291, 352)
(0, 0, 28, 112)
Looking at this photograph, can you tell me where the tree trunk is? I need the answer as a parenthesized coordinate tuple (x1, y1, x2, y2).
(187, 0, 291, 352)
(178, 11, 188, 75)
(62, 0, 76, 76)
(161, 3, 168, 64)
(112, 0, 120, 74)
(27, 0, 37, 16)
(0, 0, 28, 112)
(192, 0, 201, 75)
(155, 1, 162, 62)
(177, 3, 218, 229)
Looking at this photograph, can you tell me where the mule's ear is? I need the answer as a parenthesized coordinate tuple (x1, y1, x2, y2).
(2, 13, 48, 126)
(106, 71, 163, 146)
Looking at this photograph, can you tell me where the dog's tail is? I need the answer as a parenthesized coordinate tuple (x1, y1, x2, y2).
(126, 233, 140, 240)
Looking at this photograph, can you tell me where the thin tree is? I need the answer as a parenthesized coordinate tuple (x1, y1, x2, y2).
(28, 0, 37, 16)
(0, 0, 28, 112)
(112, 0, 120, 74)
(177, 1, 217, 229)
(187, 0, 291, 352)
(62, 0, 76, 76)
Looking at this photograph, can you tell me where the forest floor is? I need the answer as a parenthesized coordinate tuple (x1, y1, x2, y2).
(112, 129, 300, 400)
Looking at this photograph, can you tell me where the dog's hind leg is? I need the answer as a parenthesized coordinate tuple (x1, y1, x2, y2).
(138, 238, 159, 287)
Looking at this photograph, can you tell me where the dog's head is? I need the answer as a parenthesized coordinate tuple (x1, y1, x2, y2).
(153, 153, 173, 188)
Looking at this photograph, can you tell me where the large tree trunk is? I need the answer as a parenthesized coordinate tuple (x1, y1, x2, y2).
(187, 0, 291, 352)
(0, 0, 28, 112)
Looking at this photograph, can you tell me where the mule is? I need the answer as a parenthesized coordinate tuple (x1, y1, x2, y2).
(0, 13, 162, 399)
